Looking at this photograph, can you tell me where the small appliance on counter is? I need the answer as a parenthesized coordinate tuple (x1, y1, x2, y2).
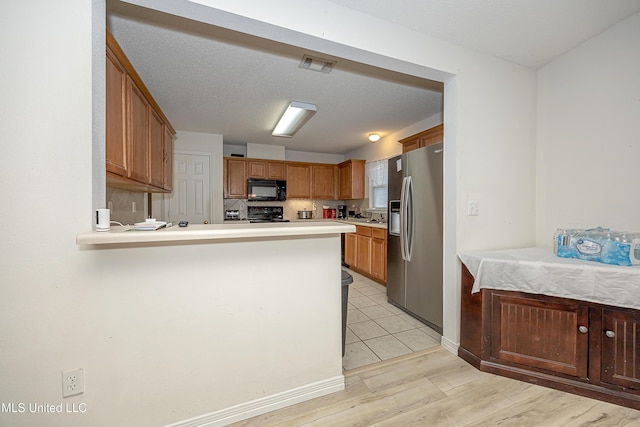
(322, 206, 336, 218)
(247, 206, 289, 223)
(225, 210, 240, 220)
(337, 205, 347, 219)
(297, 209, 313, 220)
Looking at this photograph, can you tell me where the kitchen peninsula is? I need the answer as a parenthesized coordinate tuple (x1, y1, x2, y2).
(76, 221, 355, 425)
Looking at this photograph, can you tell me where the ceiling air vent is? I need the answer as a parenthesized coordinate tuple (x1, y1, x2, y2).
(299, 55, 336, 73)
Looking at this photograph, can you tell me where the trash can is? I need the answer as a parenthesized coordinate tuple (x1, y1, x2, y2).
(341, 270, 353, 356)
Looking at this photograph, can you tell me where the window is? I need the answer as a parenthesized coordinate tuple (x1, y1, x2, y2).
(366, 159, 388, 210)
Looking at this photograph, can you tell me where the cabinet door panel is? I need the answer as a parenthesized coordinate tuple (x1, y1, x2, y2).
(286, 164, 311, 198)
(356, 234, 371, 274)
(163, 126, 174, 191)
(224, 158, 247, 198)
(344, 233, 356, 267)
(602, 309, 640, 390)
(490, 293, 589, 378)
(311, 165, 336, 199)
(267, 162, 286, 180)
(371, 237, 386, 282)
(105, 48, 127, 176)
(247, 161, 267, 178)
(126, 77, 149, 184)
(148, 107, 164, 187)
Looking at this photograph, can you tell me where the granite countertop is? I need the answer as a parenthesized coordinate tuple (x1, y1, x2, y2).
(77, 221, 355, 245)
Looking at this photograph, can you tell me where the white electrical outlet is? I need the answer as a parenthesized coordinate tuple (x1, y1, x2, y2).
(62, 368, 84, 398)
(467, 200, 480, 216)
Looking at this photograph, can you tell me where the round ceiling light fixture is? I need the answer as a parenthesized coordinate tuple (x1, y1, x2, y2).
(368, 133, 381, 143)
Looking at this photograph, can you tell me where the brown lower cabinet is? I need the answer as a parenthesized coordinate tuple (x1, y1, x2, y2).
(344, 225, 386, 285)
(459, 264, 640, 410)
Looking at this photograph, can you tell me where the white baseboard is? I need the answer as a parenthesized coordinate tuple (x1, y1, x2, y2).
(164, 375, 345, 427)
(441, 336, 459, 355)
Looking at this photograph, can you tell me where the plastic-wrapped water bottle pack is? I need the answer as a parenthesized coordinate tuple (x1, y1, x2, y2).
(553, 227, 640, 266)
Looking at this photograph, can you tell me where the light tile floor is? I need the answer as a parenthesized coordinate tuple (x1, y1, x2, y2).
(343, 268, 441, 371)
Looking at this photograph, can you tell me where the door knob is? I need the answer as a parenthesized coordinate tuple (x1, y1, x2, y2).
(605, 330, 616, 338)
(578, 326, 588, 334)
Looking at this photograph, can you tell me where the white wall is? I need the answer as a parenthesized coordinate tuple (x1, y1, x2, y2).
(285, 150, 345, 164)
(536, 12, 640, 245)
(246, 142, 285, 160)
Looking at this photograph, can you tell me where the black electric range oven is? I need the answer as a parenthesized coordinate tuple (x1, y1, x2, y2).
(247, 206, 290, 223)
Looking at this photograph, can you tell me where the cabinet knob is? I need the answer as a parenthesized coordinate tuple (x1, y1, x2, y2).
(578, 326, 588, 334)
(605, 330, 616, 338)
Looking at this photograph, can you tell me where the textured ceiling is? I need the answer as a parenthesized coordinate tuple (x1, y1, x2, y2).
(107, 0, 640, 154)
(107, 2, 443, 155)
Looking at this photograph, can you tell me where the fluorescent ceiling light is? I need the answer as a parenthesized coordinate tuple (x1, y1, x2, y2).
(272, 102, 317, 138)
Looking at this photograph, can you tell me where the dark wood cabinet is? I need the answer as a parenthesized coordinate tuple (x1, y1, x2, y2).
(489, 293, 589, 378)
(459, 264, 640, 410)
(601, 308, 640, 390)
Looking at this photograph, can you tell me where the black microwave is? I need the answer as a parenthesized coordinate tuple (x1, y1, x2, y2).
(247, 179, 286, 201)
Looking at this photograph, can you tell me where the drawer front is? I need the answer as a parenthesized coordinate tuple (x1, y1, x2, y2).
(356, 225, 372, 237)
(371, 228, 386, 240)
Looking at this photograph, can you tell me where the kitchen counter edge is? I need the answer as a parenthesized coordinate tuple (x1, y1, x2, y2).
(76, 222, 356, 245)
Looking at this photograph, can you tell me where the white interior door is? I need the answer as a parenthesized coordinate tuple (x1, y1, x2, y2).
(169, 153, 211, 224)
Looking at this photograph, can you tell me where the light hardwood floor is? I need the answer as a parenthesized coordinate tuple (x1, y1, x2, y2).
(231, 347, 640, 426)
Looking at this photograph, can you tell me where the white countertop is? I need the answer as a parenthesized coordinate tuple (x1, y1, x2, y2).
(76, 221, 356, 245)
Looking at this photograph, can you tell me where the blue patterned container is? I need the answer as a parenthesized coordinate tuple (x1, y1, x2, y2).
(554, 227, 640, 266)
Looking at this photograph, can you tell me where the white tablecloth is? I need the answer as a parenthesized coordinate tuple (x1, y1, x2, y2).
(458, 247, 640, 311)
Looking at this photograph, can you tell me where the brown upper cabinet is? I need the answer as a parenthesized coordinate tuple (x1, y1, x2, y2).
(338, 159, 365, 200)
(105, 29, 175, 193)
(247, 160, 286, 180)
(224, 158, 248, 198)
(311, 164, 337, 199)
(105, 46, 127, 177)
(223, 157, 365, 201)
(286, 163, 312, 199)
(399, 124, 443, 153)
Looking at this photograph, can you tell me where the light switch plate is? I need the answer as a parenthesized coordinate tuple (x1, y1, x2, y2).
(467, 200, 480, 216)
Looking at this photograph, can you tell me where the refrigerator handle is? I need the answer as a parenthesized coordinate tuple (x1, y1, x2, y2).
(399, 176, 408, 261)
(406, 175, 414, 262)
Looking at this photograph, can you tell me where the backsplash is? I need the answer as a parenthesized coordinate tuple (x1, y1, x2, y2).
(223, 198, 386, 222)
(106, 187, 145, 225)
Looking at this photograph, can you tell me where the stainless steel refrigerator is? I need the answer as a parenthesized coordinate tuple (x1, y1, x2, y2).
(387, 143, 443, 333)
